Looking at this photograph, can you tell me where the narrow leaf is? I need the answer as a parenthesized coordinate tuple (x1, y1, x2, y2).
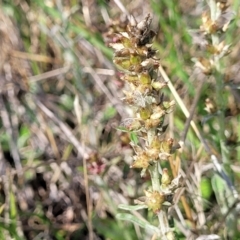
(9, 191, 17, 219)
(118, 204, 147, 211)
(115, 126, 129, 132)
(116, 213, 160, 233)
(130, 132, 138, 144)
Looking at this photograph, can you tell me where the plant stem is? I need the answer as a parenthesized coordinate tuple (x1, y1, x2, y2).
(147, 126, 170, 238)
(207, 0, 228, 163)
(149, 164, 171, 239)
(110, 15, 178, 240)
(158, 210, 170, 240)
(149, 164, 160, 191)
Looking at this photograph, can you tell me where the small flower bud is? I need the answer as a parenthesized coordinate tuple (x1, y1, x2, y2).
(150, 105, 165, 120)
(130, 54, 142, 65)
(201, 12, 218, 34)
(146, 148, 159, 160)
(139, 71, 151, 85)
(144, 190, 165, 213)
(131, 151, 149, 169)
(126, 119, 142, 131)
(194, 57, 213, 75)
(161, 168, 172, 188)
(121, 36, 133, 48)
(150, 136, 161, 149)
(139, 107, 152, 120)
(162, 100, 175, 110)
(160, 138, 174, 155)
(114, 58, 131, 71)
(151, 81, 167, 90)
(122, 74, 139, 85)
(136, 84, 151, 93)
(145, 118, 163, 129)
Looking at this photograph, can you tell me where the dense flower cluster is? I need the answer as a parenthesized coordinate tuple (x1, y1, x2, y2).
(110, 14, 177, 168)
(109, 14, 180, 214)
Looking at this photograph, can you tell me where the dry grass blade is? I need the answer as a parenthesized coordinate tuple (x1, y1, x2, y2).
(0, 96, 22, 174)
(35, 98, 90, 159)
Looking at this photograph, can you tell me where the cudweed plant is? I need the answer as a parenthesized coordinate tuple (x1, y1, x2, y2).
(195, 0, 233, 158)
(192, 0, 239, 238)
(107, 0, 240, 238)
(182, 0, 240, 238)
(109, 14, 181, 240)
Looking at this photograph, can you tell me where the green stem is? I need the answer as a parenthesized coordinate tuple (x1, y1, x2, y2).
(149, 164, 160, 191)
(147, 128, 161, 191)
(215, 71, 228, 163)
(208, 0, 228, 163)
(147, 125, 175, 239)
(158, 211, 172, 240)
(149, 164, 171, 239)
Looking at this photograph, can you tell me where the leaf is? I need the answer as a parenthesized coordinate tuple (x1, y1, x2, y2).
(36, 1, 61, 20)
(130, 132, 138, 144)
(9, 191, 17, 219)
(17, 125, 31, 148)
(103, 106, 117, 120)
(93, 215, 136, 240)
(115, 126, 129, 132)
(200, 177, 213, 200)
(118, 204, 147, 211)
(116, 213, 160, 233)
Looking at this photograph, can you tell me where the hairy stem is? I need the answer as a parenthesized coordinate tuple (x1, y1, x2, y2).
(149, 164, 160, 191)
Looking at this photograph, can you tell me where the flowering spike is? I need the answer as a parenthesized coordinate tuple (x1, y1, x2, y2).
(108, 14, 180, 237)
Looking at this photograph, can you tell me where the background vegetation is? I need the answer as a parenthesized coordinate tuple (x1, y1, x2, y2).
(0, 0, 240, 239)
